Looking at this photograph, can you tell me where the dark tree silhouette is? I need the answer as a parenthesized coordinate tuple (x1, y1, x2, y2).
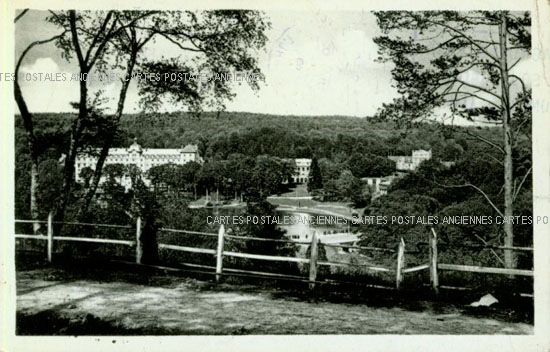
(373, 11, 531, 268)
(44, 9, 270, 223)
(307, 156, 323, 192)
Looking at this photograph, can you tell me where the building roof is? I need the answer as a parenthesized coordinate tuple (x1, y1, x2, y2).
(413, 149, 432, 154)
(389, 156, 413, 162)
(77, 140, 200, 157)
(127, 138, 143, 153)
(181, 144, 199, 153)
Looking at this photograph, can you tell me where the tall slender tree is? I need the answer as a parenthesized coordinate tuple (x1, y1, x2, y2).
(45, 10, 270, 222)
(373, 11, 531, 268)
(14, 10, 68, 233)
(307, 156, 323, 192)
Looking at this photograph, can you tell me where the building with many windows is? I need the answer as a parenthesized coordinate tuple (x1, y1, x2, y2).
(388, 149, 432, 171)
(291, 158, 312, 183)
(75, 139, 203, 189)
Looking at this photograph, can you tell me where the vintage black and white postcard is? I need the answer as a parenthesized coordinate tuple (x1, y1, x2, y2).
(1, 0, 549, 351)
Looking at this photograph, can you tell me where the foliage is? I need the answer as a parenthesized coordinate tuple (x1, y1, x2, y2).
(373, 11, 530, 124)
(304, 241, 330, 277)
(346, 152, 395, 178)
(361, 149, 532, 270)
(373, 10, 532, 268)
(15, 112, 507, 220)
(225, 200, 298, 274)
(307, 156, 323, 192)
(22, 9, 271, 225)
(323, 170, 371, 207)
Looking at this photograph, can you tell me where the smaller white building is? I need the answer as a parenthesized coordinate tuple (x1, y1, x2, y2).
(388, 149, 432, 171)
(292, 158, 312, 183)
(362, 172, 405, 199)
(378, 177, 393, 196)
(362, 176, 382, 191)
(441, 161, 456, 168)
(412, 149, 432, 165)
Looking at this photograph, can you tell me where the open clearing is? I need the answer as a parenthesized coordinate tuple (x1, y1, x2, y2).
(16, 263, 533, 335)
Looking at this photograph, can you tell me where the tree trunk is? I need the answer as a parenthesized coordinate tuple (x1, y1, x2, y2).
(140, 220, 158, 264)
(56, 76, 88, 226)
(77, 49, 137, 219)
(499, 13, 516, 269)
(30, 162, 40, 233)
(77, 142, 110, 219)
(14, 80, 41, 233)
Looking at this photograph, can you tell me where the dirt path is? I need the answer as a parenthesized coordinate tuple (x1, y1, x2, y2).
(16, 267, 533, 335)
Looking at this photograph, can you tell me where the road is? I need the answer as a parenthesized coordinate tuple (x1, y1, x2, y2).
(16, 267, 533, 335)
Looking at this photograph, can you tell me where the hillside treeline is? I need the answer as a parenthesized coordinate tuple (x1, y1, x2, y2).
(15, 112, 532, 287)
(16, 111, 496, 163)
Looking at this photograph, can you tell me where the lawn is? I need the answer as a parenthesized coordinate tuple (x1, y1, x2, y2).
(277, 183, 311, 197)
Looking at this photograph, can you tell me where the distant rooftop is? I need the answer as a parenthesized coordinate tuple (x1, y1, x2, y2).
(86, 139, 200, 155)
(181, 144, 199, 153)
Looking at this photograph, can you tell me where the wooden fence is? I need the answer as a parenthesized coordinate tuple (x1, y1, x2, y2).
(15, 214, 534, 293)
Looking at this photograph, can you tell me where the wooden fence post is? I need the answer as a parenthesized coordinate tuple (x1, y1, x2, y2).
(396, 237, 406, 289)
(47, 212, 53, 263)
(135, 217, 142, 264)
(308, 231, 319, 290)
(216, 225, 225, 282)
(429, 227, 439, 294)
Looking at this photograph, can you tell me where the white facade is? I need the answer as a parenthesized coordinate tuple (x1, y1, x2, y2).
(441, 161, 456, 168)
(75, 139, 203, 189)
(388, 149, 432, 171)
(361, 175, 397, 199)
(412, 149, 432, 165)
(292, 158, 312, 183)
(362, 176, 382, 191)
(378, 177, 394, 196)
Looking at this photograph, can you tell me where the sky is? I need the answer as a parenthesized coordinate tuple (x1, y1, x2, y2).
(15, 10, 532, 121)
(14, 10, 399, 117)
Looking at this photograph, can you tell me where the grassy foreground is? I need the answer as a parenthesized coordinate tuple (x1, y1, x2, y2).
(15, 254, 533, 335)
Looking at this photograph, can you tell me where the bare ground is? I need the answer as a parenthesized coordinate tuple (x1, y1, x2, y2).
(16, 262, 533, 335)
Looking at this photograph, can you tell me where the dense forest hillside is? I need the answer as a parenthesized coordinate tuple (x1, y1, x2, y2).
(15, 111, 500, 162)
(14, 111, 532, 275)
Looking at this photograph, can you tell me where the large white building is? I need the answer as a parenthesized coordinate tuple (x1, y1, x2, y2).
(75, 139, 203, 189)
(388, 149, 432, 171)
(291, 158, 312, 183)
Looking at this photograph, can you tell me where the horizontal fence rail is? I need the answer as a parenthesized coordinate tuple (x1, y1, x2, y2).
(15, 234, 48, 240)
(402, 264, 430, 274)
(438, 264, 534, 277)
(159, 228, 218, 237)
(426, 228, 533, 293)
(322, 242, 396, 253)
(158, 243, 216, 255)
(15, 220, 48, 224)
(53, 236, 135, 246)
(224, 233, 298, 244)
(52, 221, 133, 229)
(15, 217, 534, 294)
(317, 260, 392, 272)
(223, 251, 310, 264)
(438, 243, 534, 252)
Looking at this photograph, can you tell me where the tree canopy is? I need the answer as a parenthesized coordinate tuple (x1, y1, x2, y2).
(373, 11, 532, 268)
